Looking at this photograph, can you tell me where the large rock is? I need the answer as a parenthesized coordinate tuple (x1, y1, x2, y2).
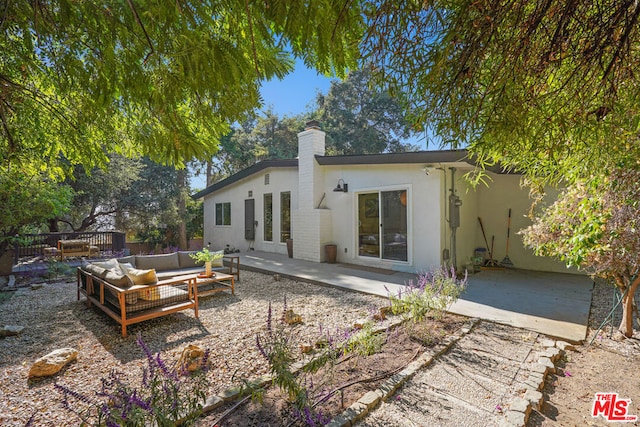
(178, 344, 207, 372)
(283, 309, 302, 325)
(28, 348, 78, 379)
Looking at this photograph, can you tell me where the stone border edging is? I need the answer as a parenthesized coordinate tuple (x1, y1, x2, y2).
(499, 338, 576, 427)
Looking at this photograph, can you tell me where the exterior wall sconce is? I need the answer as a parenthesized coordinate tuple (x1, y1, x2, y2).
(333, 179, 348, 192)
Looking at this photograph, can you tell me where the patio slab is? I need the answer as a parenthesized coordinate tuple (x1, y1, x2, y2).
(449, 268, 593, 342)
(237, 251, 593, 342)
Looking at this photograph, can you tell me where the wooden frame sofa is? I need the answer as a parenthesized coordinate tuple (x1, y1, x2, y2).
(77, 251, 239, 337)
(78, 268, 197, 337)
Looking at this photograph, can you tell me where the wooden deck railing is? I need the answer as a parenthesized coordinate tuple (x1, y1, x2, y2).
(14, 231, 126, 263)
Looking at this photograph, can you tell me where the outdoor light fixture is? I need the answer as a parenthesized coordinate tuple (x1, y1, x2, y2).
(333, 179, 348, 193)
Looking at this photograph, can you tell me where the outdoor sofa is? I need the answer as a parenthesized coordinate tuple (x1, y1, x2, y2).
(77, 251, 237, 337)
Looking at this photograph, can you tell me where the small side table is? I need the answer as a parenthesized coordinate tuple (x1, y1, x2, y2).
(223, 255, 240, 280)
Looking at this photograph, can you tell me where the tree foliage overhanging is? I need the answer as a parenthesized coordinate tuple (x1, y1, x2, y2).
(361, 0, 640, 184)
(1, 1, 363, 174)
(5, 1, 640, 182)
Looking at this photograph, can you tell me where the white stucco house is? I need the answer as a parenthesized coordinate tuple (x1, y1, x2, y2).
(193, 121, 567, 274)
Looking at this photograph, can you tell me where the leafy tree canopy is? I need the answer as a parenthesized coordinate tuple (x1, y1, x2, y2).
(61, 155, 143, 232)
(0, 167, 73, 252)
(1, 1, 363, 175)
(316, 69, 419, 155)
(361, 0, 640, 185)
(209, 69, 419, 178)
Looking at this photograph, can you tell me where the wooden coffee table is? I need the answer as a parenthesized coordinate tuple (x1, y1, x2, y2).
(193, 272, 235, 298)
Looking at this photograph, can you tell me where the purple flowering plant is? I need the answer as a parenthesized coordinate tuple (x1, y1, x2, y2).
(55, 334, 210, 426)
(255, 296, 348, 426)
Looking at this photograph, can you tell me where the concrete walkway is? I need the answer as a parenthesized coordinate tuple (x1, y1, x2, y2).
(355, 322, 539, 427)
(354, 320, 550, 427)
(237, 251, 593, 342)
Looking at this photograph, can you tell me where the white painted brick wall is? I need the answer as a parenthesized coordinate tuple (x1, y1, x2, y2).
(297, 128, 325, 210)
(292, 126, 330, 262)
(292, 209, 331, 262)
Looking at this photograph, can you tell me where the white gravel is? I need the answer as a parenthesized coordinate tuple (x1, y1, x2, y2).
(0, 270, 390, 427)
(2, 270, 638, 426)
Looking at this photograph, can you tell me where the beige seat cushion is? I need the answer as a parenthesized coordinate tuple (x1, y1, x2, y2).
(117, 256, 137, 268)
(91, 259, 120, 271)
(178, 251, 201, 268)
(135, 253, 179, 271)
(138, 285, 161, 301)
(82, 261, 130, 288)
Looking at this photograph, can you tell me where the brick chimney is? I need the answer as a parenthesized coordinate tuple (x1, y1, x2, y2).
(292, 120, 332, 262)
(297, 120, 326, 210)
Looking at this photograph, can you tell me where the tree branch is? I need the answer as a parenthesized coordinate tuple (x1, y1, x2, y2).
(0, 100, 16, 155)
(332, 0, 355, 43)
(602, 0, 640, 83)
(126, 0, 155, 64)
(0, 0, 9, 30)
(0, 73, 79, 130)
(244, 0, 261, 77)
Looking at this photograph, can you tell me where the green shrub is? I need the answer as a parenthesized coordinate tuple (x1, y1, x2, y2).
(388, 265, 467, 322)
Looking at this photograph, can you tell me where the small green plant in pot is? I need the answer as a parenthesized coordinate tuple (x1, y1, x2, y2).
(189, 247, 224, 277)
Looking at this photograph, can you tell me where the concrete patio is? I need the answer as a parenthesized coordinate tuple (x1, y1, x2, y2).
(237, 251, 594, 342)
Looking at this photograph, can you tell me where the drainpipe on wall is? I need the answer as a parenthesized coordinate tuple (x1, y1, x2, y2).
(449, 167, 462, 269)
(432, 165, 449, 265)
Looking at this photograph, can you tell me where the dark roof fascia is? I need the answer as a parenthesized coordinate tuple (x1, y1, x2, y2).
(315, 149, 471, 166)
(316, 149, 514, 174)
(192, 149, 516, 199)
(191, 159, 298, 199)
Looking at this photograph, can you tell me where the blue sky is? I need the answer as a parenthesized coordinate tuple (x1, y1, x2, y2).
(191, 60, 334, 189)
(259, 59, 335, 117)
(191, 60, 431, 189)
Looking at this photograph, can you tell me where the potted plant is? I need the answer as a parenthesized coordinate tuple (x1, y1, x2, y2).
(189, 247, 224, 277)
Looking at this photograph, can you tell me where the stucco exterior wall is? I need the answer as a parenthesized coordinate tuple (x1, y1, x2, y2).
(452, 168, 480, 270)
(473, 173, 575, 274)
(199, 127, 577, 276)
(320, 163, 443, 273)
(202, 167, 298, 255)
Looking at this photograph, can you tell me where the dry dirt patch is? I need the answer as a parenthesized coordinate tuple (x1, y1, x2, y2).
(199, 314, 467, 427)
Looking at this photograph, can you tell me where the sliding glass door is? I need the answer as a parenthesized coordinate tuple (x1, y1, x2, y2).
(358, 189, 408, 261)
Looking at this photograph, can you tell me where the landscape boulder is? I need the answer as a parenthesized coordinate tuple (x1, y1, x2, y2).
(178, 344, 208, 372)
(28, 348, 78, 379)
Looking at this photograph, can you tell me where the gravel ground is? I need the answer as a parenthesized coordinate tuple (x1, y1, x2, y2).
(1, 270, 638, 427)
(0, 270, 390, 427)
